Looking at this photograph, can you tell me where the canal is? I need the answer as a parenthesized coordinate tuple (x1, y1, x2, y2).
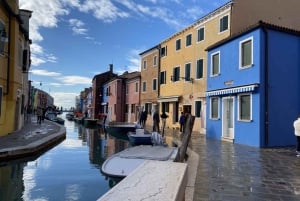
(0, 113, 130, 201)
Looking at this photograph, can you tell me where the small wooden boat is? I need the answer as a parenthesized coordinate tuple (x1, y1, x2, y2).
(101, 145, 178, 178)
(127, 129, 152, 145)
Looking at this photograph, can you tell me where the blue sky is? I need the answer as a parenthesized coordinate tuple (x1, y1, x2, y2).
(19, 0, 229, 109)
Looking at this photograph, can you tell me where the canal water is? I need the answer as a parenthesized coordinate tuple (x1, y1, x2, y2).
(0, 113, 130, 201)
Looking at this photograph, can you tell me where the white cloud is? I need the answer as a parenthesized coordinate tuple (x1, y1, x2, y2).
(56, 75, 92, 85)
(69, 18, 88, 35)
(50, 92, 77, 109)
(30, 69, 62, 76)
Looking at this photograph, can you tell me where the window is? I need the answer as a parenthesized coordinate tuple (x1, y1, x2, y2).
(160, 71, 166, 84)
(106, 86, 111, 96)
(131, 104, 135, 113)
(219, 15, 229, 32)
(238, 94, 251, 121)
(210, 97, 219, 119)
(152, 78, 157, 91)
(211, 52, 220, 76)
(195, 101, 201, 118)
(176, 39, 181, 51)
(135, 82, 139, 92)
(186, 34, 192, 47)
(143, 60, 147, 70)
(125, 104, 128, 113)
(161, 46, 167, 57)
(153, 55, 157, 66)
(172, 66, 180, 82)
(185, 63, 191, 81)
(197, 27, 204, 42)
(240, 37, 253, 68)
(126, 84, 129, 94)
(18, 42, 22, 68)
(196, 59, 203, 79)
(145, 103, 152, 115)
(142, 81, 147, 92)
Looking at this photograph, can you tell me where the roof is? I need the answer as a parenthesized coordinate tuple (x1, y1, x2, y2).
(206, 21, 300, 51)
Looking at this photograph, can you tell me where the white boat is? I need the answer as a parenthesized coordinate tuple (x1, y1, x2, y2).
(127, 129, 152, 145)
(101, 145, 178, 178)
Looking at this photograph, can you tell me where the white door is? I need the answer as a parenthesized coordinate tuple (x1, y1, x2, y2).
(222, 97, 234, 139)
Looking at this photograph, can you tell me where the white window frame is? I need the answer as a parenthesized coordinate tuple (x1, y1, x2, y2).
(142, 81, 147, 93)
(197, 26, 205, 43)
(210, 97, 220, 120)
(152, 78, 157, 91)
(239, 37, 253, 69)
(196, 58, 204, 79)
(219, 15, 229, 33)
(153, 55, 157, 67)
(210, 51, 220, 77)
(185, 33, 192, 47)
(143, 60, 147, 70)
(237, 93, 252, 122)
(175, 38, 181, 51)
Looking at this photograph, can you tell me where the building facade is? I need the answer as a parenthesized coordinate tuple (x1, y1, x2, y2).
(0, 0, 32, 136)
(206, 22, 300, 147)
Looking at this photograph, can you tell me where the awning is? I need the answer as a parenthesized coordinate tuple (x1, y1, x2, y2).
(157, 96, 180, 103)
(205, 84, 258, 97)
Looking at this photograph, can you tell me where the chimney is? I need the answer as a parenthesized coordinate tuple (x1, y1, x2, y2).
(109, 64, 113, 72)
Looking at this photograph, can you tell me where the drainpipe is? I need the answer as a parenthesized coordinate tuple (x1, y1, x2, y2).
(262, 25, 269, 147)
(4, 7, 11, 96)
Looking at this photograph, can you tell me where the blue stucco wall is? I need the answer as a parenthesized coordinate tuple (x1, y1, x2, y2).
(266, 30, 300, 147)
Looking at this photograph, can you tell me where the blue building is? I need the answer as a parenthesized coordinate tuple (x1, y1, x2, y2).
(205, 22, 300, 147)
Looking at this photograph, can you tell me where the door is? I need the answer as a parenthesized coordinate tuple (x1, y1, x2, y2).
(222, 97, 234, 139)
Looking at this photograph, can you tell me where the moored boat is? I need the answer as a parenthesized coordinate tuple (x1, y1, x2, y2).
(105, 122, 138, 134)
(101, 145, 178, 178)
(84, 118, 98, 127)
(127, 129, 152, 145)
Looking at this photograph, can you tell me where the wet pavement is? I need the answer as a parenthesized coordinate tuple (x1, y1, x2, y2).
(1, 119, 300, 201)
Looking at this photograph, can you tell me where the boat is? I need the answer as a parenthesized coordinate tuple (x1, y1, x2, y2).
(74, 117, 84, 124)
(66, 112, 74, 121)
(101, 145, 178, 178)
(127, 129, 154, 145)
(84, 118, 98, 127)
(105, 122, 138, 134)
(45, 112, 65, 125)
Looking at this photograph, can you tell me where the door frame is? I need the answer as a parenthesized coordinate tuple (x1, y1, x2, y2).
(222, 96, 235, 141)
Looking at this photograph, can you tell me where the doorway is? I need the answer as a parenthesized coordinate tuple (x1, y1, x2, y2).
(222, 97, 234, 140)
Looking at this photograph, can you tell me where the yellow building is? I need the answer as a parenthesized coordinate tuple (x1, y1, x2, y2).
(158, 2, 232, 133)
(0, 0, 31, 136)
(139, 45, 160, 126)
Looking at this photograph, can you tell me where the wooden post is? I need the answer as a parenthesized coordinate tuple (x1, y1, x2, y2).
(174, 114, 195, 162)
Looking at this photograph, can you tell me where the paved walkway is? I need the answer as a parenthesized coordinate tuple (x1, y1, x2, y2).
(1, 121, 300, 201)
(0, 117, 66, 160)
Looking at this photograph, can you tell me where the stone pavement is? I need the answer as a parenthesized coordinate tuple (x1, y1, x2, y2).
(0, 116, 66, 161)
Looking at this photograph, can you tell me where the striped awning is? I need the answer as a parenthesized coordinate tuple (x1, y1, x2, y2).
(205, 84, 258, 97)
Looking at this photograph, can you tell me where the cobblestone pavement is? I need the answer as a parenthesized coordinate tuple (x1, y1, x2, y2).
(187, 132, 300, 201)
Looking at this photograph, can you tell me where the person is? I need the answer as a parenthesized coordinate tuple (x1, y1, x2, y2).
(179, 112, 185, 132)
(36, 106, 43, 125)
(293, 114, 300, 157)
(152, 110, 160, 132)
(140, 110, 147, 128)
(160, 112, 168, 136)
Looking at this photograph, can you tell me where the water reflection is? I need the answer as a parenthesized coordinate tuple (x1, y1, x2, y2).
(0, 114, 130, 201)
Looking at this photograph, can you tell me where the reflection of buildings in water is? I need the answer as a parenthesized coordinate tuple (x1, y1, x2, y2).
(0, 163, 25, 201)
(104, 134, 129, 158)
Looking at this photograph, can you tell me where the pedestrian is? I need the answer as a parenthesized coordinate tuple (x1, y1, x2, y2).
(179, 112, 185, 132)
(140, 110, 147, 128)
(293, 114, 300, 157)
(152, 110, 160, 132)
(36, 106, 43, 124)
(160, 112, 168, 136)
